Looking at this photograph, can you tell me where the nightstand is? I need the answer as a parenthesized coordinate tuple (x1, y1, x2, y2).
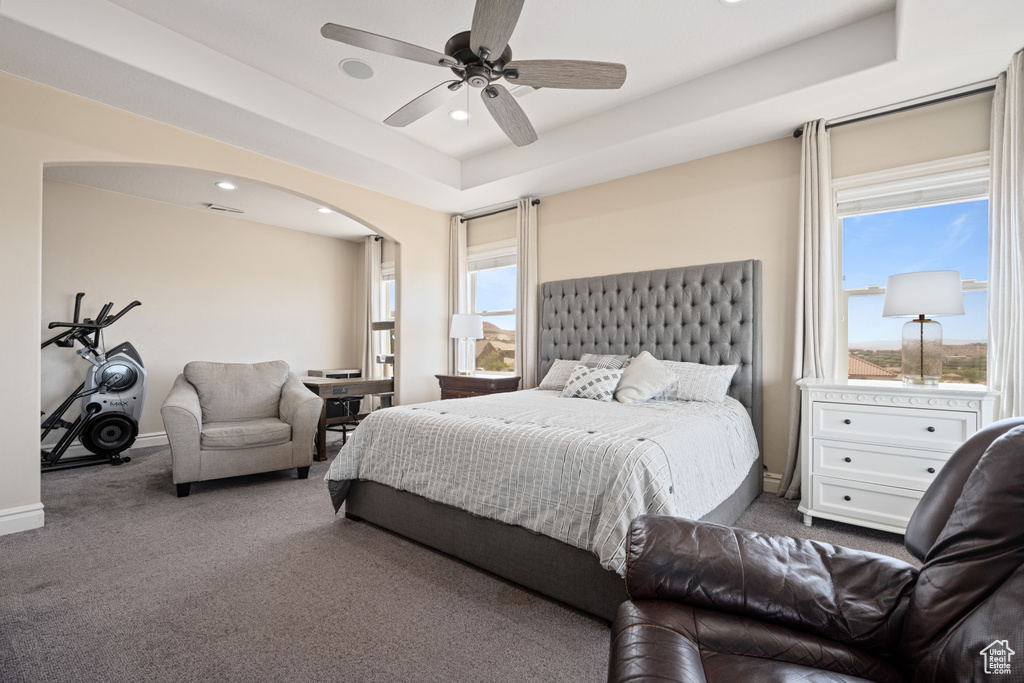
(797, 379, 998, 534)
(436, 374, 520, 399)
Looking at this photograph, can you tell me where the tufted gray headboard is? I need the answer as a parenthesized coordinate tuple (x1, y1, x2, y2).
(539, 259, 762, 454)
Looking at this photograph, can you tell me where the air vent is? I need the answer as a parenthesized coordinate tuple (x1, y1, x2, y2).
(203, 203, 244, 214)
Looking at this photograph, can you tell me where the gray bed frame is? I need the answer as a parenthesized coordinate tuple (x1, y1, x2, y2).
(345, 259, 763, 621)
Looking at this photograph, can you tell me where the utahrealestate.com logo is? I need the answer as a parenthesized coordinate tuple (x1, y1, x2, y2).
(980, 640, 1016, 675)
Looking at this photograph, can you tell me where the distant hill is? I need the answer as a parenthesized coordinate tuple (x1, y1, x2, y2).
(482, 321, 515, 341)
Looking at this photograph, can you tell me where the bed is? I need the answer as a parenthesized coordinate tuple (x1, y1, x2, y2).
(326, 259, 763, 621)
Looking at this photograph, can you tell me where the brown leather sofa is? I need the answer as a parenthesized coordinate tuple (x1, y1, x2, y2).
(609, 417, 1024, 683)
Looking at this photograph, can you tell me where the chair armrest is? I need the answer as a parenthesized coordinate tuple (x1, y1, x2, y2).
(160, 374, 202, 483)
(280, 374, 323, 467)
(279, 374, 322, 426)
(625, 515, 918, 653)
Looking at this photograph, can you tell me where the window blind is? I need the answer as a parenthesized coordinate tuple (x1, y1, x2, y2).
(836, 166, 989, 218)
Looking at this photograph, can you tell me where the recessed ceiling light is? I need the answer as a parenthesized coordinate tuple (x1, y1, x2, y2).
(449, 109, 470, 121)
(339, 58, 374, 80)
(720, 0, 746, 4)
(317, 207, 333, 214)
(215, 181, 236, 190)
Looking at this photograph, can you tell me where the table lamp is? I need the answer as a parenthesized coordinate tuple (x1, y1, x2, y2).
(881, 270, 965, 386)
(450, 314, 484, 375)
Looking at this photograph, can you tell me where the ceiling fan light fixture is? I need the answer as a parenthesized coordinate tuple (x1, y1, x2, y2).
(449, 109, 470, 121)
(215, 181, 236, 190)
(339, 58, 374, 79)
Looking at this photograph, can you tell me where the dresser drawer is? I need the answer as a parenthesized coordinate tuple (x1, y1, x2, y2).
(811, 402, 975, 450)
(811, 476, 923, 530)
(813, 439, 947, 492)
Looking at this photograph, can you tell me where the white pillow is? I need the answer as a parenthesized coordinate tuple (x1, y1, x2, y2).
(658, 361, 738, 403)
(614, 351, 676, 404)
(561, 365, 623, 402)
(538, 359, 582, 391)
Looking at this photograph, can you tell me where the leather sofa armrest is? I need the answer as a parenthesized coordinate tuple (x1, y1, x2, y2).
(624, 515, 918, 653)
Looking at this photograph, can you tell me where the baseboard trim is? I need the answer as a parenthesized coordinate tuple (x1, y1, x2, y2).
(0, 502, 45, 536)
(43, 431, 169, 461)
(763, 472, 782, 494)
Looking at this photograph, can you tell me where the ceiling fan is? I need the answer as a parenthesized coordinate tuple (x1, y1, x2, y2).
(321, 0, 627, 147)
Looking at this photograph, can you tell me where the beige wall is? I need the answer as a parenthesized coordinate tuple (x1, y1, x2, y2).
(41, 179, 362, 438)
(538, 138, 802, 475)
(831, 92, 992, 178)
(0, 71, 448, 525)
(467, 209, 516, 247)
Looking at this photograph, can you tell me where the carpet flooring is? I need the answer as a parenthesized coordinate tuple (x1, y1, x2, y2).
(1, 437, 913, 682)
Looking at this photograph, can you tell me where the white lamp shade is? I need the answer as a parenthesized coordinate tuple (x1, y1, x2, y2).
(881, 270, 966, 318)
(450, 314, 484, 339)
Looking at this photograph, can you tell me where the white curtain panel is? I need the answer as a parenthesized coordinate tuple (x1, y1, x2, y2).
(448, 215, 468, 375)
(515, 198, 539, 389)
(779, 119, 838, 499)
(361, 236, 384, 412)
(989, 48, 1024, 419)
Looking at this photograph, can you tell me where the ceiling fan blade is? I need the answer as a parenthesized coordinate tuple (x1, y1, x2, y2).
(471, 0, 525, 60)
(481, 84, 537, 147)
(504, 60, 627, 89)
(385, 81, 464, 127)
(321, 23, 458, 68)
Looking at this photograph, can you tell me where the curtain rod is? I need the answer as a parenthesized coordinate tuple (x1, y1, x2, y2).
(792, 84, 996, 139)
(460, 198, 540, 223)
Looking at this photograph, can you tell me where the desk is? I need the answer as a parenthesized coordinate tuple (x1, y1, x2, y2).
(301, 377, 394, 460)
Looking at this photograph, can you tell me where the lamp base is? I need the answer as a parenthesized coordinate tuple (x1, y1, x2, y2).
(901, 316, 943, 386)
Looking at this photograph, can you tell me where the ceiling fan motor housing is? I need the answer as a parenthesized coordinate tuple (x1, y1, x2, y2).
(445, 30, 511, 86)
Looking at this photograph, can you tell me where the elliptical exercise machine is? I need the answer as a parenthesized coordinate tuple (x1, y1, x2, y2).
(41, 293, 147, 471)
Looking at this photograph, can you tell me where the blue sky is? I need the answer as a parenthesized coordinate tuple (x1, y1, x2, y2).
(474, 265, 517, 332)
(844, 199, 988, 344)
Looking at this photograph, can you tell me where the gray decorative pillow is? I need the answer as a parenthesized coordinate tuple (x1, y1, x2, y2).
(580, 353, 630, 369)
(538, 359, 582, 391)
(657, 361, 738, 403)
(562, 365, 623, 402)
(614, 351, 676, 404)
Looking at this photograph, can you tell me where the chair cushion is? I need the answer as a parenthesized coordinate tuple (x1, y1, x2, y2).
(184, 360, 289, 423)
(200, 418, 292, 451)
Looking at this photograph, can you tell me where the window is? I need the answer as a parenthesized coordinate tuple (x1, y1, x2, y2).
(381, 261, 396, 321)
(467, 239, 516, 374)
(837, 162, 989, 384)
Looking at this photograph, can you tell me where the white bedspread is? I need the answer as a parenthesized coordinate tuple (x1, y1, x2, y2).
(325, 388, 759, 574)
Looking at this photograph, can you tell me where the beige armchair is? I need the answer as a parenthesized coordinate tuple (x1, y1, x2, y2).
(161, 360, 322, 497)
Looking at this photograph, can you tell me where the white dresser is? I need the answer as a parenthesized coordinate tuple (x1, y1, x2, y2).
(797, 379, 998, 534)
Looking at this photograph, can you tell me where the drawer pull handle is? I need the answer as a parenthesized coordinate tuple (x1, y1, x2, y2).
(927, 467, 936, 474)
(843, 495, 852, 501)
(844, 457, 852, 463)
(843, 419, 852, 425)
(927, 426, 936, 433)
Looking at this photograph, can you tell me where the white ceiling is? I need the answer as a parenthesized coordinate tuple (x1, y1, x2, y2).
(3, 0, 1024, 218)
(44, 165, 376, 240)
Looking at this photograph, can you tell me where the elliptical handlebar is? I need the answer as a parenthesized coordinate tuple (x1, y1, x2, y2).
(41, 295, 141, 350)
(47, 299, 141, 330)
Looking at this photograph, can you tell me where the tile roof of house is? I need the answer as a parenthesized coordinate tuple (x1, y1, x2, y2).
(848, 354, 897, 379)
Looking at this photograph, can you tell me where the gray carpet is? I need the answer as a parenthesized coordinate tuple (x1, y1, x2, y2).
(1, 438, 913, 682)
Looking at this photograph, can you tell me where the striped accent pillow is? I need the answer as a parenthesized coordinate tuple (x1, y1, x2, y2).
(538, 359, 583, 391)
(562, 365, 623, 402)
(657, 361, 738, 403)
(580, 353, 630, 369)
